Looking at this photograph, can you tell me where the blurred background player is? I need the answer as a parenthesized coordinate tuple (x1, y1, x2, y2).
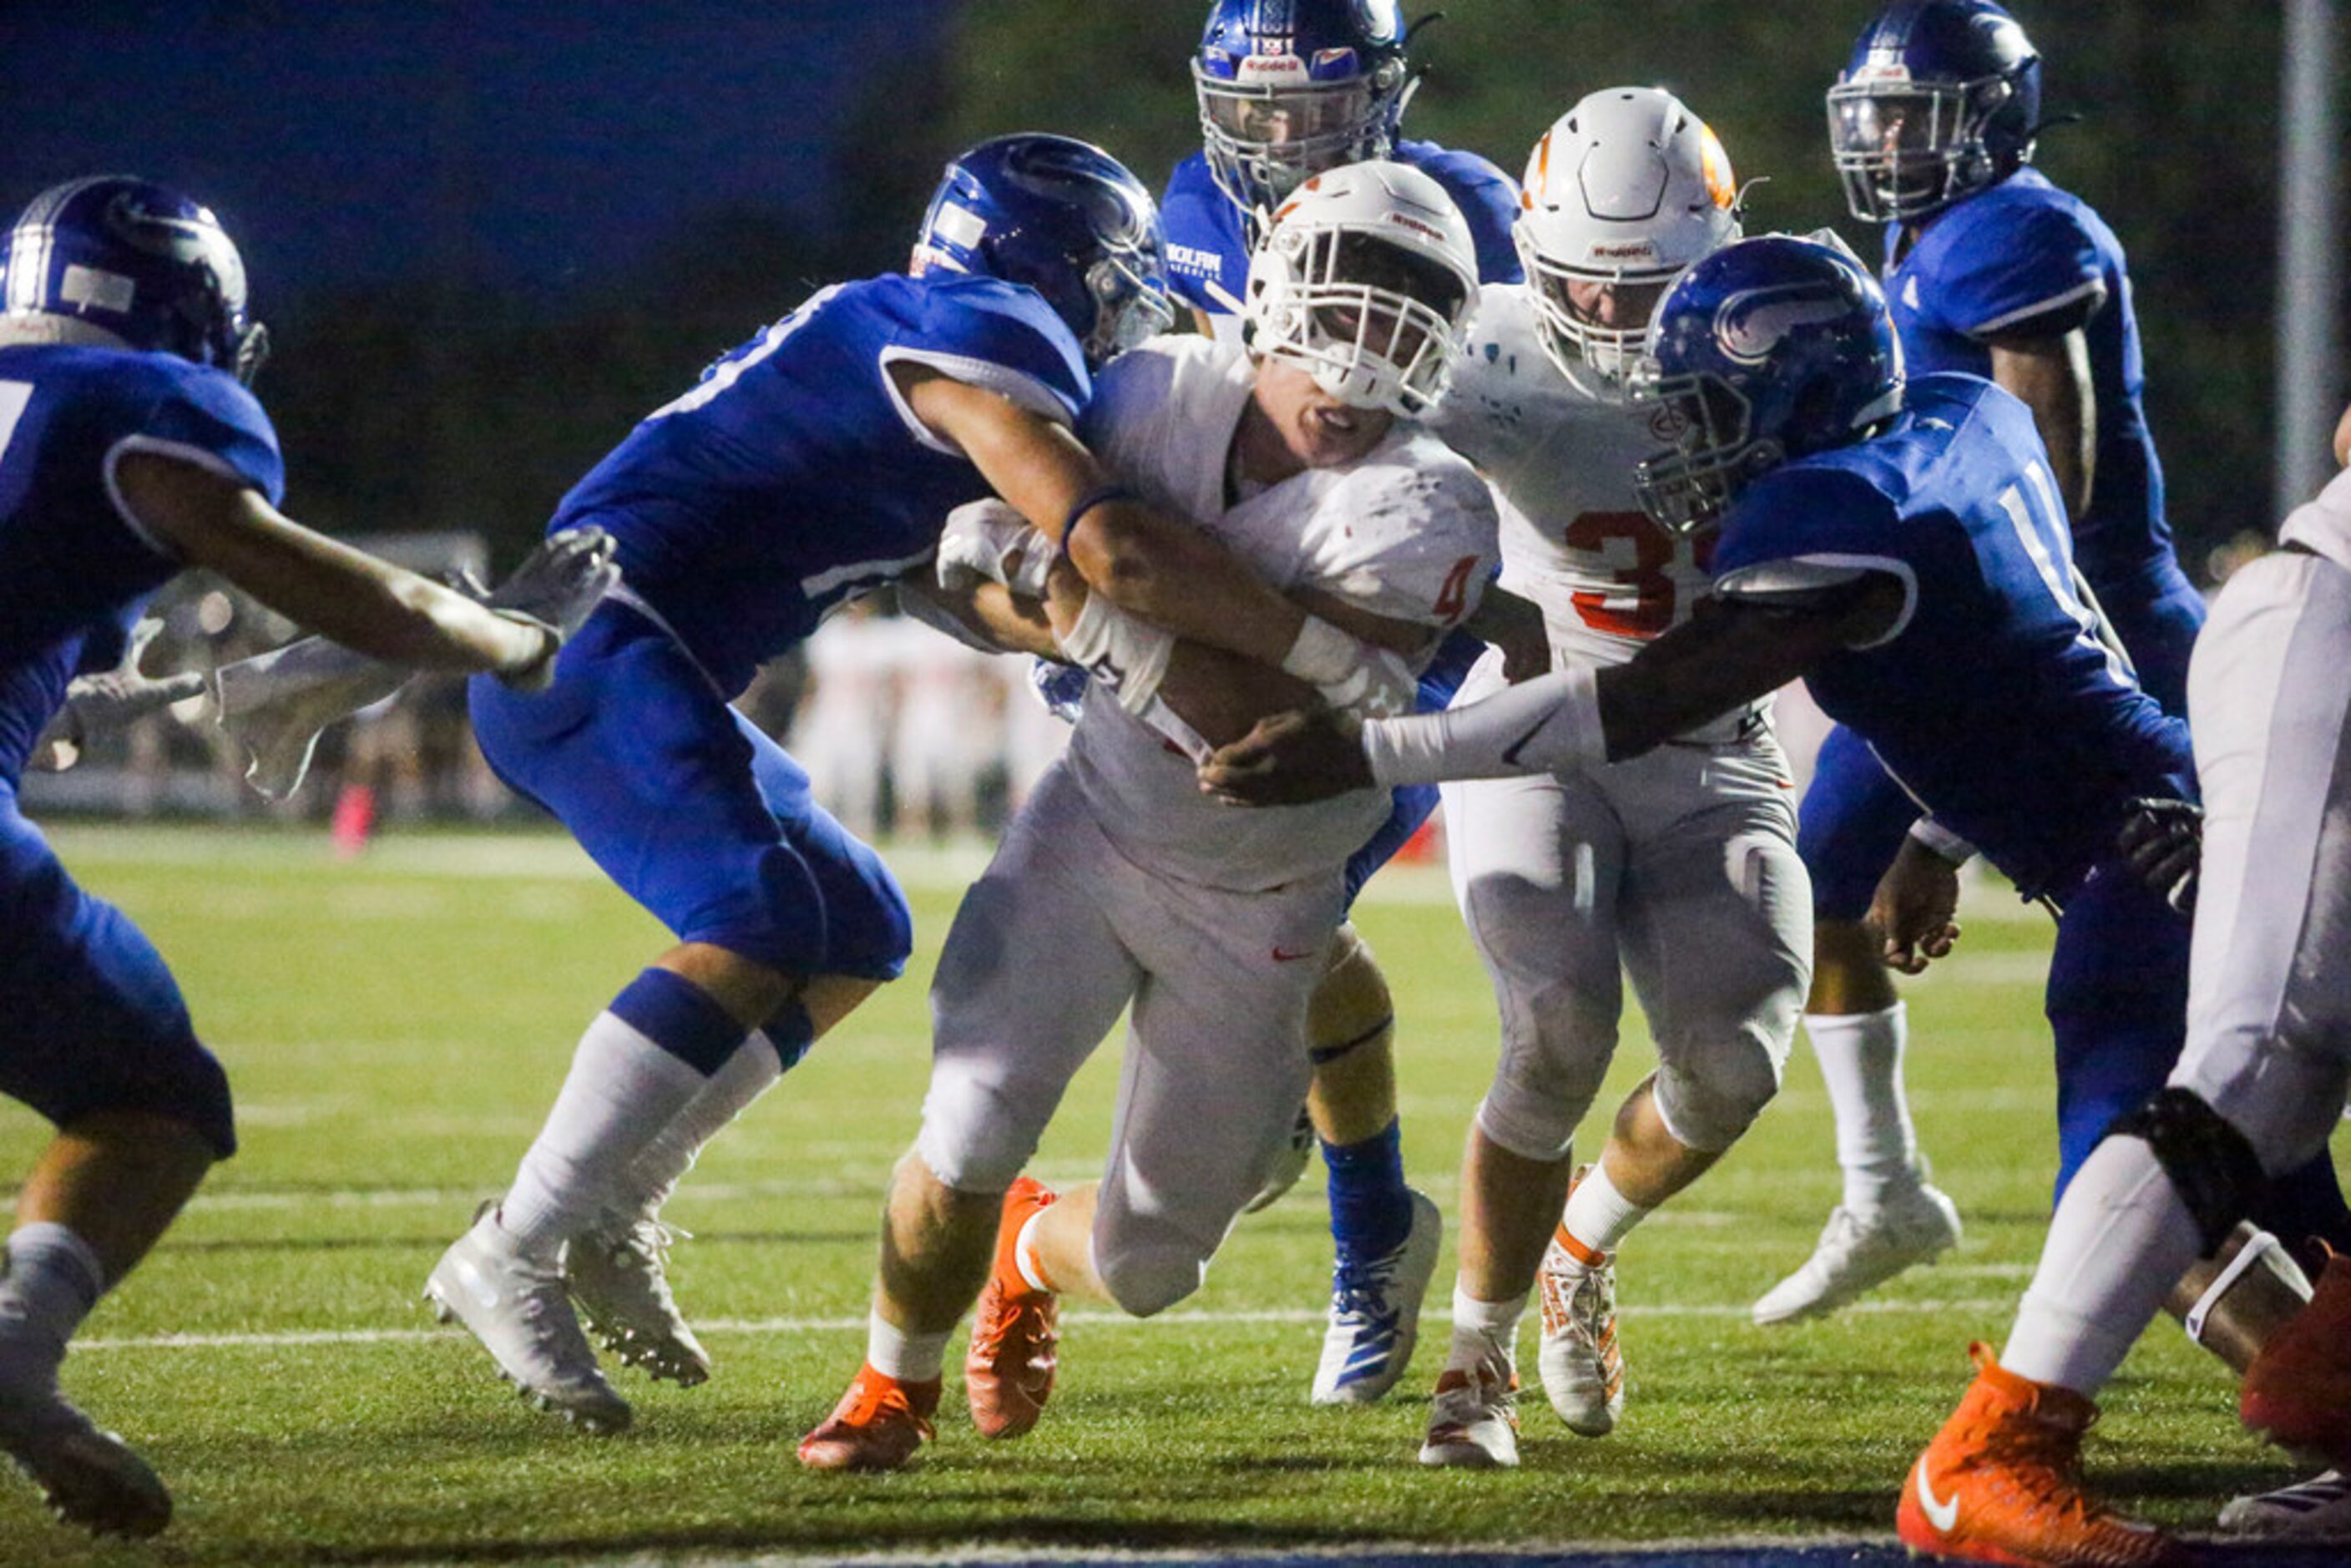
(424, 133, 1422, 1434)
(0, 175, 594, 1536)
(1752, 0, 2334, 1327)
(1161, 0, 1534, 1407)
(1898, 402, 2351, 1567)
(1410, 88, 1809, 1469)
(798, 160, 1494, 1471)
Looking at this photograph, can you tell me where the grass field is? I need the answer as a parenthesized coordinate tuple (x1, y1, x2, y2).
(0, 822, 2339, 1565)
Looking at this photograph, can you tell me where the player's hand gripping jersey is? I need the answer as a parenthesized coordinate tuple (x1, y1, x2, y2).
(1709, 373, 2191, 903)
(0, 344, 282, 780)
(554, 274, 1089, 695)
(1067, 336, 1496, 890)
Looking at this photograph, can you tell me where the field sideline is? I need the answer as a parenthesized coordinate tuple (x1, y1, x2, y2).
(0, 822, 2341, 1566)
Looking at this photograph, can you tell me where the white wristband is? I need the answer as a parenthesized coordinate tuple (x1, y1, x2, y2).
(1278, 615, 1361, 686)
(1363, 664, 1604, 787)
(1908, 817, 1977, 867)
(1056, 592, 1175, 716)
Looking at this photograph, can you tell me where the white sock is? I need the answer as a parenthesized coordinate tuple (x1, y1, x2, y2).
(864, 1311, 950, 1383)
(0, 1222, 107, 1351)
(612, 1029, 787, 1218)
(1805, 1004, 1921, 1213)
(498, 1010, 712, 1260)
(1562, 1163, 1651, 1257)
(1446, 1282, 1525, 1371)
(1999, 1136, 2203, 1395)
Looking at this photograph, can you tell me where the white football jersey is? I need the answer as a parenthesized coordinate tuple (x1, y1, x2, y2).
(2281, 462, 2351, 571)
(1065, 335, 1499, 891)
(1431, 283, 1717, 671)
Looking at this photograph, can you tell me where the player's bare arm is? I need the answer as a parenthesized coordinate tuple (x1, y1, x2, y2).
(893, 367, 1312, 665)
(1985, 326, 2096, 522)
(112, 449, 557, 682)
(1201, 574, 1904, 804)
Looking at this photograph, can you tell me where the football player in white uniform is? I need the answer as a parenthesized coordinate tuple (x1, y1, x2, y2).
(795, 162, 1499, 1470)
(1409, 90, 1812, 1468)
(1898, 404, 2351, 1565)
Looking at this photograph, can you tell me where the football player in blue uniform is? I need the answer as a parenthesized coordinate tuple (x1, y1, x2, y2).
(422, 134, 1425, 1434)
(0, 176, 600, 1538)
(1160, 0, 1534, 1405)
(1199, 235, 2350, 1554)
(1755, 0, 2246, 1326)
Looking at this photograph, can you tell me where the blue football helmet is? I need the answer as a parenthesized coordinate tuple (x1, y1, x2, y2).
(1828, 0, 2042, 224)
(1627, 235, 1906, 534)
(1193, 0, 1413, 224)
(912, 134, 1174, 372)
(0, 175, 270, 383)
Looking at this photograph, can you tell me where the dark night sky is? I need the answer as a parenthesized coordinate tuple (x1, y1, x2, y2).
(0, 2, 958, 306)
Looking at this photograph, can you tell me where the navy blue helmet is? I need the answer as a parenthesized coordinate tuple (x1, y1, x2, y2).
(1828, 0, 2043, 223)
(913, 134, 1174, 372)
(1193, 0, 1413, 220)
(1629, 235, 1906, 534)
(0, 176, 270, 383)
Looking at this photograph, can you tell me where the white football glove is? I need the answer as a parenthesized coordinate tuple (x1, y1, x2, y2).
(482, 526, 620, 691)
(32, 619, 205, 771)
(938, 498, 1054, 600)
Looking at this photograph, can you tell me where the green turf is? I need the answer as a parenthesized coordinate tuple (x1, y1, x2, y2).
(0, 823, 2332, 1565)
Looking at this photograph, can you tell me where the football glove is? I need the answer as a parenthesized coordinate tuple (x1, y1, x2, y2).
(32, 619, 205, 770)
(938, 498, 1054, 600)
(2119, 796, 2202, 915)
(484, 527, 619, 690)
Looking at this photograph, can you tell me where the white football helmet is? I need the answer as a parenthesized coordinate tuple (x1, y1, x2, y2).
(1243, 159, 1479, 418)
(1516, 88, 1741, 397)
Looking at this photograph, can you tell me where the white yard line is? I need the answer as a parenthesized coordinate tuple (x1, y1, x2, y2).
(78, 1295, 2013, 1353)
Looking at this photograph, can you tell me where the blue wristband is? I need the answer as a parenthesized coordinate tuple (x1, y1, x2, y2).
(1056, 484, 1139, 565)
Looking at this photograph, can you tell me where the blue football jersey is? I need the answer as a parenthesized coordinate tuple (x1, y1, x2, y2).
(557, 273, 1091, 696)
(1160, 139, 1524, 321)
(0, 345, 283, 781)
(1882, 169, 2172, 595)
(1709, 374, 2190, 901)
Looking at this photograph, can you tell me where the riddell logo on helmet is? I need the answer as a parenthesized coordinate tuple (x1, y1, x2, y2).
(1383, 213, 1445, 245)
(1592, 241, 1659, 260)
(1238, 54, 1308, 80)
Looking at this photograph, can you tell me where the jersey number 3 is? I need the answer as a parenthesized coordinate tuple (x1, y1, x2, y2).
(1562, 511, 1710, 637)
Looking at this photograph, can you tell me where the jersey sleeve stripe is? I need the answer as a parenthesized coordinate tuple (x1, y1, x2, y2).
(101, 433, 247, 562)
(1962, 276, 2109, 339)
(877, 347, 1074, 457)
(1715, 553, 1919, 650)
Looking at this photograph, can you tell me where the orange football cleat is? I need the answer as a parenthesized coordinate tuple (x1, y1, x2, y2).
(795, 1363, 939, 1472)
(965, 1176, 1059, 1439)
(1896, 1344, 2185, 1566)
(2242, 1243, 2351, 1469)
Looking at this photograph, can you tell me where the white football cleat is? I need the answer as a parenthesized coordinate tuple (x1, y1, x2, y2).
(1537, 1227, 1625, 1438)
(0, 1336, 170, 1538)
(1418, 1355, 1519, 1469)
(423, 1205, 631, 1434)
(1312, 1188, 1441, 1405)
(566, 1214, 712, 1388)
(2218, 1469, 2351, 1539)
(1751, 1181, 1963, 1327)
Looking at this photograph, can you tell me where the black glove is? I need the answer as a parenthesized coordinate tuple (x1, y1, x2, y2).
(2119, 796, 2202, 915)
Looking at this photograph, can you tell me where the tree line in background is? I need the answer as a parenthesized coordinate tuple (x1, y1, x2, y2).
(265, 3, 2312, 583)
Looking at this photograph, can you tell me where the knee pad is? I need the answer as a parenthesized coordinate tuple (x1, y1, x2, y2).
(1652, 1039, 1782, 1154)
(1095, 1226, 1209, 1318)
(1477, 994, 1617, 1161)
(2103, 1087, 2267, 1255)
